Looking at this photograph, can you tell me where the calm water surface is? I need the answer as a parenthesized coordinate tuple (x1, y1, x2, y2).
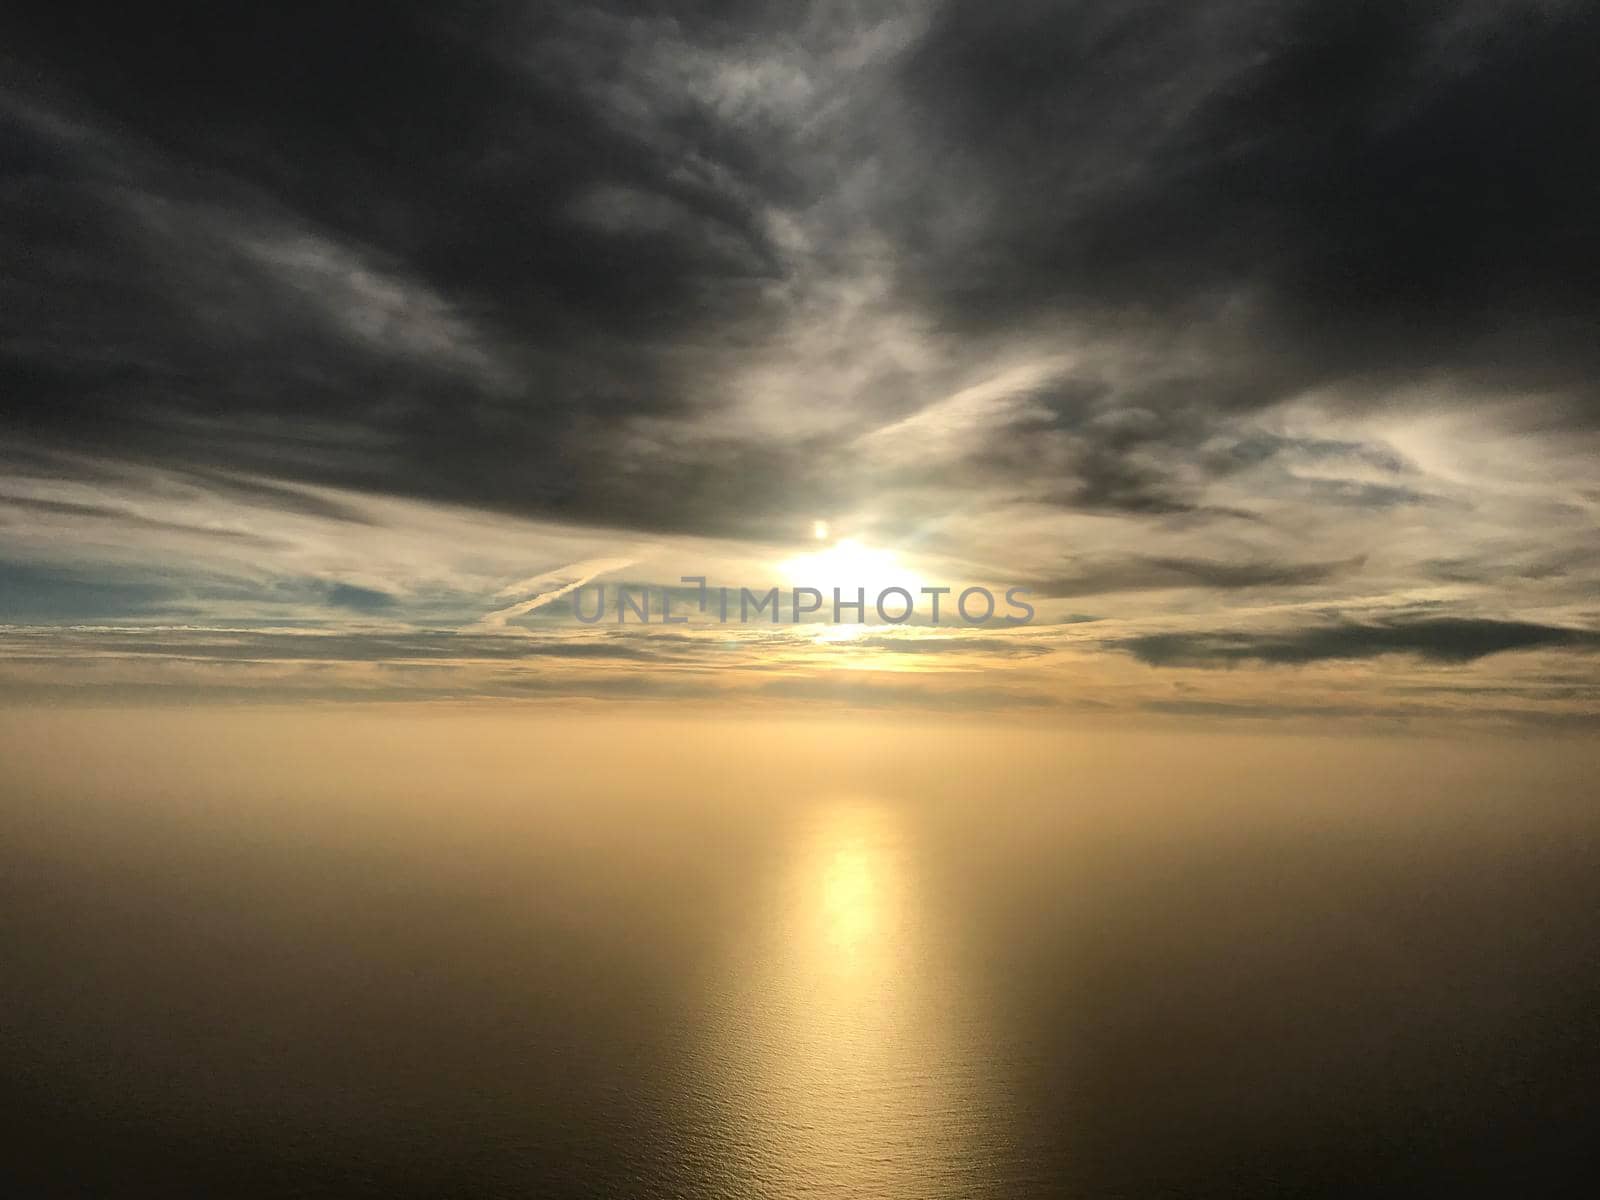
(3, 715, 1596, 1196)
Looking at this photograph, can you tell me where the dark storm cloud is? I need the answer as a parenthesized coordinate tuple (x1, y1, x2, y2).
(870, 0, 1600, 515)
(2, 0, 1597, 545)
(2, 1, 813, 535)
(4, 3, 795, 327)
(1117, 618, 1600, 667)
(898, 0, 1600, 403)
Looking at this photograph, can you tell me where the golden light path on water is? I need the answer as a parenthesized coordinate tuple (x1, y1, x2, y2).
(703, 798, 994, 1197)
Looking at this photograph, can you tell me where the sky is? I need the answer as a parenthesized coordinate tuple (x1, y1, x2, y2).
(2, 0, 1597, 731)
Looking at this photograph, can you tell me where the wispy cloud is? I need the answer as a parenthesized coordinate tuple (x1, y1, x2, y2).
(472, 557, 638, 633)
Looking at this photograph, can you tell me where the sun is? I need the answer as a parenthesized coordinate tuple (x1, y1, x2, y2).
(778, 538, 921, 600)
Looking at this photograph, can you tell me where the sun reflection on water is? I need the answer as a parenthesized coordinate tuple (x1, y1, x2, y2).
(704, 798, 991, 1198)
(820, 840, 878, 954)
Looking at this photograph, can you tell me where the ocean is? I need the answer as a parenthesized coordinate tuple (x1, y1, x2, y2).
(4, 711, 1596, 1196)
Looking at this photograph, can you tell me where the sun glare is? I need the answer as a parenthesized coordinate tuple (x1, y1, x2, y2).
(778, 538, 921, 600)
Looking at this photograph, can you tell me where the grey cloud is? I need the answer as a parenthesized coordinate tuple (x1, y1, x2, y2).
(323, 583, 397, 612)
(1117, 618, 1600, 667)
(1140, 696, 1600, 732)
(1142, 555, 1364, 590)
(1032, 555, 1363, 598)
